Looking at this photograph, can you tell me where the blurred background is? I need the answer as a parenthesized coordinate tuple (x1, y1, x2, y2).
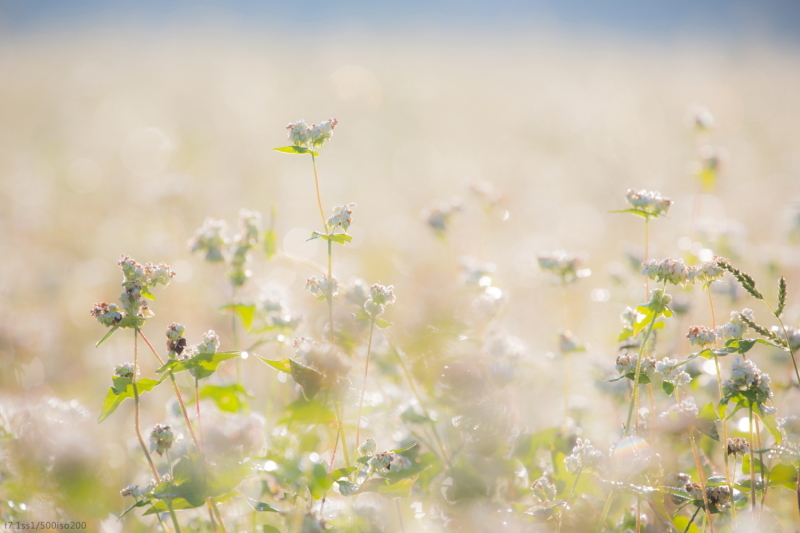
(1, 1, 800, 530)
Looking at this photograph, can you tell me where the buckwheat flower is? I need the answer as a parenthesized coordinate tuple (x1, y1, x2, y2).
(471, 286, 506, 317)
(531, 475, 556, 503)
(645, 288, 672, 313)
(615, 354, 656, 377)
(197, 330, 220, 355)
(423, 198, 462, 234)
(120, 485, 138, 497)
(286, 120, 311, 147)
(656, 357, 692, 387)
(684, 482, 703, 500)
(459, 256, 496, 287)
(118, 255, 146, 284)
(90, 302, 123, 327)
(365, 283, 396, 317)
(368, 451, 395, 471)
(189, 217, 229, 262)
(778, 416, 800, 441)
(166, 322, 187, 358)
(115, 363, 137, 379)
(658, 399, 698, 432)
(724, 356, 773, 402)
(687, 258, 727, 285)
(309, 118, 338, 147)
(625, 189, 673, 218)
(358, 438, 377, 457)
(706, 485, 730, 506)
(259, 293, 300, 331)
(119, 282, 146, 317)
(145, 262, 176, 288)
(730, 356, 760, 388)
(620, 307, 638, 334)
(727, 437, 749, 456)
(227, 242, 251, 287)
(687, 325, 716, 348)
(236, 208, 262, 247)
(305, 275, 340, 299)
(345, 278, 370, 307)
(642, 258, 691, 286)
(327, 203, 356, 231)
(538, 251, 589, 284)
(149, 424, 174, 456)
(564, 438, 603, 472)
(716, 309, 753, 341)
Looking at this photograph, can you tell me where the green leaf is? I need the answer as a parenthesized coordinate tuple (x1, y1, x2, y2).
(290, 359, 325, 400)
(375, 318, 393, 329)
(742, 454, 764, 475)
(221, 303, 256, 332)
(156, 351, 240, 380)
(274, 146, 319, 156)
(308, 232, 352, 244)
(662, 381, 675, 395)
(755, 411, 782, 445)
(98, 377, 162, 422)
(242, 496, 279, 512)
(143, 498, 198, 515)
(118, 499, 149, 520)
(279, 399, 335, 427)
(96, 324, 121, 347)
(257, 356, 292, 373)
(610, 208, 651, 219)
(264, 527, 281, 533)
(768, 463, 797, 489)
(264, 229, 278, 260)
(673, 515, 702, 533)
(358, 476, 417, 499)
(199, 384, 251, 413)
(392, 442, 418, 454)
(696, 402, 720, 441)
(658, 485, 691, 502)
(140, 287, 156, 301)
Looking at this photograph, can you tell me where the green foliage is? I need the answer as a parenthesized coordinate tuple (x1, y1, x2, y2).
(95, 316, 146, 346)
(156, 351, 241, 380)
(274, 146, 319, 156)
(98, 376, 162, 422)
(221, 303, 256, 332)
(199, 384, 252, 413)
(308, 231, 352, 244)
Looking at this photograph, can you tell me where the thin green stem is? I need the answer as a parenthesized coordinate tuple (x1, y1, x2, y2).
(556, 467, 582, 533)
(232, 287, 242, 386)
(195, 376, 205, 452)
(749, 407, 757, 513)
(597, 491, 615, 532)
(167, 500, 182, 533)
(355, 316, 377, 455)
(396, 500, 407, 533)
(624, 309, 659, 438)
(763, 300, 800, 387)
(684, 506, 701, 533)
(133, 328, 161, 482)
(689, 429, 716, 533)
(310, 154, 327, 231)
(327, 239, 334, 345)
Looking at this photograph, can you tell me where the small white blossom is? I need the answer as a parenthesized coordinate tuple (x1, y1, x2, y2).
(687, 325, 716, 347)
(286, 120, 311, 147)
(564, 438, 603, 472)
(716, 309, 753, 340)
(531, 476, 556, 503)
(364, 284, 396, 317)
(149, 424, 174, 456)
(309, 118, 338, 147)
(90, 302, 123, 327)
(538, 251, 589, 283)
(615, 354, 656, 377)
(656, 357, 691, 387)
(422, 198, 462, 234)
(305, 275, 340, 299)
(236, 208, 262, 247)
(625, 189, 672, 218)
(327, 203, 356, 231)
(197, 330, 220, 354)
(358, 438, 377, 457)
(189, 217, 229, 262)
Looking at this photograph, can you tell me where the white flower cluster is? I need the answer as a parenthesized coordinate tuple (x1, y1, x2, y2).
(149, 423, 174, 456)
(472, 286, 507, 317)
(91, 256, 175, 326)
(189, 217, 229, 262)
(166, 322, 187, 358)
(686, 325, 716, 348)
(90, 302, 123, 326)
(120, 481, 155, 498)
(615, 354, 656, 377)
(625, 189, 673, 218)
(716, 309, 754, 340)
(327, 203, 356, 231)
(236, 208, 262, 248)
(368, 451, 396, 471)
(365, 284, 396, 317)
(656, 358, 692, 387)
(197, 330, 220, 354)
(305, 275, 341, 299)
(727, 437, 749, 456)
(722, 356, 772, 400)
(537, 251, 589, 283)
(423, 198, 462, 234)
(641, 257, 726, 286)
(564, 438, 603, 472)
(115, 362, 137, 379)
(286, 118, 339, 148)
(620, 307, 638, 334)
(531, 475, 556, 503)
(459, 256, 496, 287)
(358, 438, 377, 457)
(258, 293, 300, 331)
